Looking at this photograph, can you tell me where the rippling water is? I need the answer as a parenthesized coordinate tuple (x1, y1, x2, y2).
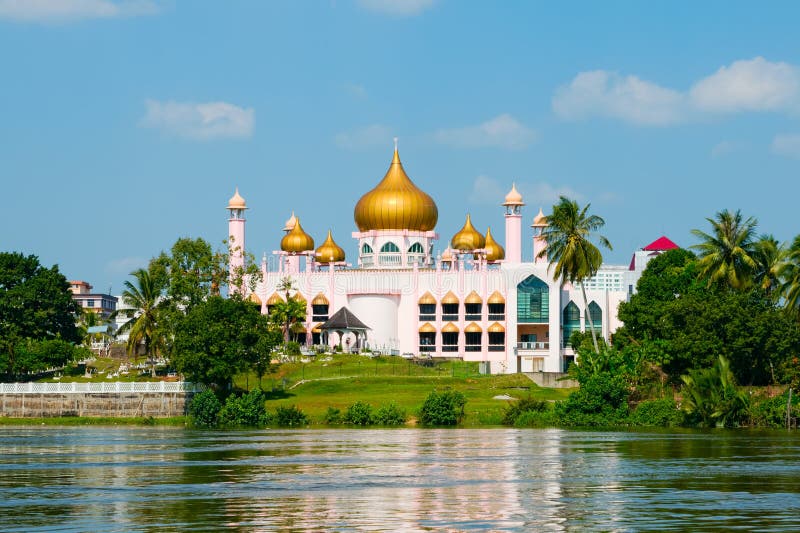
(1, 427, 799, 531)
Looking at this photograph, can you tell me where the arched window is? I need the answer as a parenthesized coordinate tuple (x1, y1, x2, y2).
(517, 275, 549, 323)
(361, 243, 373, 254)
(563, 301, 581, 348)
(586, 301, 602, 333)
(408, 242, 424, 254)
(380, 242, 400, 253)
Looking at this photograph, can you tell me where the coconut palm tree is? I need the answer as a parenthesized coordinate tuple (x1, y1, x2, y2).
(752, 234, 786, 298)
(115, 268, 166, 375)
(780, 234, 800, 313)
(691, 209, 758, 291)
(537, 196, 612, 353)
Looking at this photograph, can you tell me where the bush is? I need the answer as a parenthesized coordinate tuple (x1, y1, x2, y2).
(218, 388, 270, 428)
(555, 372, 630, 427)
(514, 408, 558, 428)
(748, 390, 800, 428)
(344, 401, 374, 425)
(323, 406, 342, 424)
(502, 397, 549, 426)
(188, 389, 222, 428)
(630, 398, 685, 427)
(373, 402, 407, 426)
(275, 405, 309, 427)
(285, 341, 301, 356)
(418, 390, 466, 426)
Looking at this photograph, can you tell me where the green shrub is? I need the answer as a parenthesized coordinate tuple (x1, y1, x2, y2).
(285, 341, 301, 356)
(555, 372, 629, 427)
(418, 390, 466, 426)
(344, 401, 374, 425)
(748, 390, 800, 428)
(218, 388, 270, 428)
(275, 405, 309, 427)
(323, 406, 342, 424)
(630, 398, 685, 427)
(373, 402, 407, 426)
(188, 389, 222, 428)
(502, 397, 549, 426)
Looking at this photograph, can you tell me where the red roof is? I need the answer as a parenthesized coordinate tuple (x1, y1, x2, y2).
(643, 236, 679, 251)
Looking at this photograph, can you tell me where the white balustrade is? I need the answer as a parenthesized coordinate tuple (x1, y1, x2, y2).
(0, 382, 204, 394)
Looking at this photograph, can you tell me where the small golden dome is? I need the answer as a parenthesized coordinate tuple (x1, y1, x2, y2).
(451, 214, 486, 251)
(291, 292, 306, 303)
(227, 187, 247, 210)
(280, 217, 315, 253)
(442, 322, 459, 333)
(442, 291, 459, 304)
(484, 227, 505, 261)
(353, 146, 438, 232)
(488, 322, 505, 333)
(283, 211, 297, 232)
(419, 322, 436, 333)
(247, 292, 262, 305)
(502, 182, 524, 206)
(487, 291, 506, 304)
(465, 290, 482, 304)
(418, 291, 436, 305)
(267, 292, 284, 305)
(315, 230, 346, 263)
(532, 208, 548, 227)
(465, 322, 482, 333)
(312, 293, 329, 305)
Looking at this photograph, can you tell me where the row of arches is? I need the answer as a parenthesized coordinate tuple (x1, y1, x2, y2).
(418, 291, 506, 322)
(361, 242, 426, 254)
(418, 322, 506, 353)
(562, 300, 602, 346)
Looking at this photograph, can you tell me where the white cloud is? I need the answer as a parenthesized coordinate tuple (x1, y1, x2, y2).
(141, 100, 255, 141)
(434, 114, 538, 150)
(0, 0, 158, 23)
(334, 124, 393, 150)
(771, 134, 800, 158)
(357, 0, 435, 16)
(552, 70, 686, 126)
(554, 58, 800, 126)
(690, 57, 800, 113)
(468, 176, 585, 207)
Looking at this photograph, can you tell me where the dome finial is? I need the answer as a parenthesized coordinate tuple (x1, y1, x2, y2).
(503, 182, 524, 207)
(227, 187, 247, 210)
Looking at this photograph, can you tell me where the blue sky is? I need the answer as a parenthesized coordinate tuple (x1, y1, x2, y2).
(2, 0, 799, 294)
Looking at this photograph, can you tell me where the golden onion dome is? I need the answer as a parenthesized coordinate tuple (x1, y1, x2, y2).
(247, 292, 262, 305)
(280, 217, 315, 252)
(484, 227, 505, 261)
(315, 230, 346, 263)
(502, 182, 524, 207)
(451, 214, 486, 251)
(353, 147, 438, 232)
(283, 211, 297, 232)
(227, 187, 247, 210)
(532, 208, 548, 227)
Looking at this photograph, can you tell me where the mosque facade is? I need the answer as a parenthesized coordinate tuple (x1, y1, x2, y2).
(226, 147, 662, 374)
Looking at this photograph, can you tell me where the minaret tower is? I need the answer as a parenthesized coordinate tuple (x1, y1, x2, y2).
(532, 208, 548, 264)
(502, 183, 524, 264)
(227, 188, 248, 294)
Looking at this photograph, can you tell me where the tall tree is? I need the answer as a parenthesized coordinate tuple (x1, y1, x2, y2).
(752, 234, 786, 299)
(269, 298, 307, 343)
(780, 234, 800, 314)
(537, 196, 612, 353)
(691, 209, 758, 291)
(115, 267, 166, 373)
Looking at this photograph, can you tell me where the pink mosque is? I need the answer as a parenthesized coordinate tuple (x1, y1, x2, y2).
(226, 146, 675, 374)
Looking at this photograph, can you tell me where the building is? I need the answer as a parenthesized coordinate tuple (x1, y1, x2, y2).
(69, 280, 118, 320)
(229, 146, 657, 374)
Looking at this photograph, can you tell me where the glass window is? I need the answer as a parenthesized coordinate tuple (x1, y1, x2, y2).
(408, 242, 424, 254)
(361, 243, 373, 254)
(380, 242, 400, 253)
(516, 276, 549, 323)
(562, 301, 581, 347)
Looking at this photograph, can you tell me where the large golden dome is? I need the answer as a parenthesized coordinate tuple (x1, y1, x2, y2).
(354, 147, 438, 232)
(451, 214, 486, 251)
(315, 230, 345, 263)
(484, 227, 505, 261)
(280, 217, 315, 252)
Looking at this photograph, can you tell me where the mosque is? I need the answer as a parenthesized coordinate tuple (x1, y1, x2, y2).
(226, 145, 672, 374)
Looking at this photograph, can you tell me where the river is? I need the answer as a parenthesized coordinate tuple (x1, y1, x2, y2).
(0, 427, 798, 531)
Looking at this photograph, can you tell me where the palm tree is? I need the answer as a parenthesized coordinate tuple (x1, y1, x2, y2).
(115, 268, 166, 376)
(780, 234, 800, 313)
(537, 196, 612, 353)
(269, 297, 307, 344)
(691, 209, 758, 291)
(752, 234, 786, 298)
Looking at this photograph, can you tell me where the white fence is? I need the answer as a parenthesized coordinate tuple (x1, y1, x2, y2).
(0, 382, 205, 394)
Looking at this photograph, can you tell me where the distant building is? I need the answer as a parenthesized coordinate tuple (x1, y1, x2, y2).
(69, 280, 118, 320)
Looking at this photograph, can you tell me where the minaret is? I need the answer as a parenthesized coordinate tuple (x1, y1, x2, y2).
(227, 188, 247, 294)
(532, 208, 548, 264)
(502, 183, 524, 264)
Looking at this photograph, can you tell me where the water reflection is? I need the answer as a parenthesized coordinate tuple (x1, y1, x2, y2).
(0, 427, 799, 531)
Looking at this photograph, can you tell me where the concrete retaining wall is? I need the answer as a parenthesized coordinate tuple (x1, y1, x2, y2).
(0, 392, 192, 418)
(525, 372, 578, 389)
